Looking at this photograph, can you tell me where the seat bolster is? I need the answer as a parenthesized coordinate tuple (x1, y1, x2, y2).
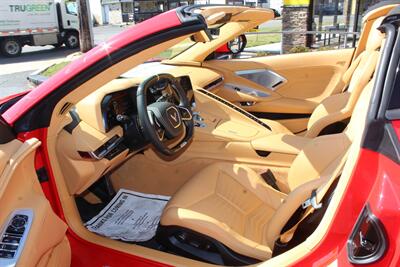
(306, 111, 351, 138)
(287, 133, 351, 190)
(160, 206, 273, 261)
(306, 92, 351, 138)
(342, 54, 362, 85)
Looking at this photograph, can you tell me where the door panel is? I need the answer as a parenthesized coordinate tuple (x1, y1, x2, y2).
(0, 138, 70, 267)
(204, 49, 354, 132)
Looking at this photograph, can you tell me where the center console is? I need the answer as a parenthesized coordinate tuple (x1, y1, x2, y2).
(188, 87, 311, 167)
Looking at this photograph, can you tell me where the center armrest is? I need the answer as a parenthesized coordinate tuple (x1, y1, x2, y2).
(251, 133, 311, 155)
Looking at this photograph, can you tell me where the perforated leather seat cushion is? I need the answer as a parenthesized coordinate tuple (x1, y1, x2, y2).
(160, 78, 375, 262)
(160, 162, 286, 260)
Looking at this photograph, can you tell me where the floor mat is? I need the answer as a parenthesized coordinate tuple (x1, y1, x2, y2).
(85, 189, 170, 242)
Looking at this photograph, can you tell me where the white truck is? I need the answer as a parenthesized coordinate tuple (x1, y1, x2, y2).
(0, 0, 79, 57)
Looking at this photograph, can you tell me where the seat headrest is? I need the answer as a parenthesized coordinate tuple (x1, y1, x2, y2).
(366, 17, 385, 51)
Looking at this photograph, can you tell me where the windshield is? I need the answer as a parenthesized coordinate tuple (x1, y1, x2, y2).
(154, 37, 196, 60)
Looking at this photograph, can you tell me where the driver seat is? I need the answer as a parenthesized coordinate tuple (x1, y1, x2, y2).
(159, 80, 374, 264)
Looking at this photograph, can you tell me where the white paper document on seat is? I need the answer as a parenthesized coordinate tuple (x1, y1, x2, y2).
(85, 189, 170, 242)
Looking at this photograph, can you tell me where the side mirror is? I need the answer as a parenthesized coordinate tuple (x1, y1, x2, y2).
(227, 34, 247, 54)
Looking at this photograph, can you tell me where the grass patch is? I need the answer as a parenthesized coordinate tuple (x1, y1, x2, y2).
(246, 33, 281, 47)
(41, 61, 70, 77)
(155, 38, 194, 60)
(246, 26, 281, 47)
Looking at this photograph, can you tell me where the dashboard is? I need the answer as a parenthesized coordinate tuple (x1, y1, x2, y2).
(101, 88, 136, 132)
(56, 64, 246, 195)
(100, 75, 194, 133)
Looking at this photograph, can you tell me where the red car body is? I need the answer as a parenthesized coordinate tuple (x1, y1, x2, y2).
(1, 5, 399, 267)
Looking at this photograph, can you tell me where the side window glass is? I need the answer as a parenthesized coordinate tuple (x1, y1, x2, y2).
(66, 1, 77, 15)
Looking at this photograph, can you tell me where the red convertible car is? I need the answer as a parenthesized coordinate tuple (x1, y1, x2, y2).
(0, 2, 399, 267)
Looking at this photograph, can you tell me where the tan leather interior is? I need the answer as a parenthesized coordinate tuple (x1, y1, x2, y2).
(206, 17, 384, 137)
(204, 49, 353, 133)
(161, 162, 281, 260)
(303, 16, 384, 137)
(109, 16, 384, 197)
(352, 3, 398, 60)
(250, 133, 310, 155)
(35, 4, 396, 267)
(36, 237, 71, 267)
(76, 78, 140, 133)
(160, 78, 374, 261)
(173, 8, 274, 63)
(56, 121, 128, 195)
(0, 138, 70, 267)
(54, 14, 386, 197)
(197, 16, 383, 137)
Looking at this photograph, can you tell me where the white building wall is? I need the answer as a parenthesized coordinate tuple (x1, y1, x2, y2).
(269, 0, 282, 13)
(194, 0, 227, 4)
(90, 0, 104, 25)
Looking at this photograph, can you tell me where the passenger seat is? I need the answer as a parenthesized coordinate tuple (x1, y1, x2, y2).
(159, 79, 375, 263)
(303, 17, 384, 137)
(262, 17, 384, 138)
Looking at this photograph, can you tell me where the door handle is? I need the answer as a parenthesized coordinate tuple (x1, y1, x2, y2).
(67, 20, 71, 26)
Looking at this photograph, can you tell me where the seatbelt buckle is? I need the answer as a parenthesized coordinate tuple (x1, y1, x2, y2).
(302, 190, 322, 210)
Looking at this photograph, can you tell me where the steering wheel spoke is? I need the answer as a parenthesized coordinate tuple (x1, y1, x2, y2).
(178, 106, 193, 121)
(148, 110, 165, 141)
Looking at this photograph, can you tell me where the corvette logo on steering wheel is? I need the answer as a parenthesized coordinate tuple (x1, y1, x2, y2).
(166, 106, 181, 128)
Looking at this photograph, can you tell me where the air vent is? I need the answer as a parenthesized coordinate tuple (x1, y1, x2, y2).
(197, 89, 271, 130)
(203, 77, 224, 90)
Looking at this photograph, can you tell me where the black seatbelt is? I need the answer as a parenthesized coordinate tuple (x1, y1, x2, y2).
(261, 170, 280, 191)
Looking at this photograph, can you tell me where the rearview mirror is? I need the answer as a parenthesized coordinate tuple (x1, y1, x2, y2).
(227, 35, 247, 54)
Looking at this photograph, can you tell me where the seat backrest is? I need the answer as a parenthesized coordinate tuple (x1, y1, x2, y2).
(286, 72, 376, 192)
(304, 17, 384, 138)
(265, 80, 374, 248)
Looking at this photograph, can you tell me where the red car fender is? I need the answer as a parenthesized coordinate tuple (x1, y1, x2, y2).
(215, 43, 230, 53)
(293, 121, 400, 266)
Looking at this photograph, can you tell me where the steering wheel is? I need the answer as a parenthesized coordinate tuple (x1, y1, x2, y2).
(137, 74, 194, 158)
